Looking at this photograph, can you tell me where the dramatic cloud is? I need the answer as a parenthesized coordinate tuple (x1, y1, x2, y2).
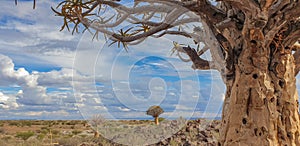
(0, 92, 19, 109)
(0, 54, 51, 105)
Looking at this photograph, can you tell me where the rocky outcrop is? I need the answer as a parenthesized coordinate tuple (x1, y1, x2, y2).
(80, 119, 220, 146)
(152, 119, 220, 146)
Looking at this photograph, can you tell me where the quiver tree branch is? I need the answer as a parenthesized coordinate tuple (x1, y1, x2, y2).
(15, 0, 36, 9)
(53, 0, 228, 71)
(283, 20, 300, 47)
(182, 46, 216, 70)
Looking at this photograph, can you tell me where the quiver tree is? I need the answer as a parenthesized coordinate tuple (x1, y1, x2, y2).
(52, 0, 300, 145)
(146, 105, 164, 125)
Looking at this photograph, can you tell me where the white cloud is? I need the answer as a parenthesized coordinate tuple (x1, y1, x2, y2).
(20, 110, 70, 117)
(0, 1, 80, 70)
(0, 54, 52, 104)
(118, 107, 131, 112)
(0, 92, 19, 109)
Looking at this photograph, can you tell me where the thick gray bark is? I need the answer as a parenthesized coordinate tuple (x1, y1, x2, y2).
(220, 49, 300, 145)
(219, 25, 300, 145)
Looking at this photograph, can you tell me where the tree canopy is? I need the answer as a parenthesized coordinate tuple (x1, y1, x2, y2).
(48, 0, 300, 80)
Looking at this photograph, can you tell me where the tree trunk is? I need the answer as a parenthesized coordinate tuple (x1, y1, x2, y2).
(154, 116, 159, 125)
(219, 36, 300, 145)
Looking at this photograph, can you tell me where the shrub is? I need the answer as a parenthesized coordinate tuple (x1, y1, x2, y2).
(20, 120, 32, 127)
(15, 131, 35, 140)
(72, 130, 82, 135)
(51, 130, 60, 135)
(170, 139, 179, 146)
(89, 114, 106, 128)
(9, 121, 20, 127)
(158, 117, 165, 122)
(37, 134, 46, 140)
(41, 126, 50, 133)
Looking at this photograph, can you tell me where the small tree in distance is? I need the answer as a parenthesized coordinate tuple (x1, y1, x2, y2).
(146, 105, 164, 125)
(89, 114, 106, 138)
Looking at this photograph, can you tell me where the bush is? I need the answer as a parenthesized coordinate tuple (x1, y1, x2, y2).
(158, 117, 165, 122)
(72, 130, 82, 135)
(51, 130, 60, 135)
(9, 121, 20, 127)
(37, 134, 46, 140)
(40, 126, 50, 133)
(20, 121, 32, 127)
(15, 131, 35, 140)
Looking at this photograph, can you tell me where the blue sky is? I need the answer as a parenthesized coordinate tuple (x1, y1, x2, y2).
(0, 0, 296, 121)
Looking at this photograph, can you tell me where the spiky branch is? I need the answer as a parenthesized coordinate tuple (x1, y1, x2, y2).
(15, 0, 36, 9)
(52, 0, 300, 76)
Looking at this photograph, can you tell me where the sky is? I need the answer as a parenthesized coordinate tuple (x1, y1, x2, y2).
(0, 0, 297, 121)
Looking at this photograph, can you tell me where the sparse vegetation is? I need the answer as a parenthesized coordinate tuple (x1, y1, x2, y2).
(89, 114, 106, 138)
(71, 130, 81, 135)
(15, 131, 34, 140)
(37, 133, 46, 140)
(0, 119, 219, 145)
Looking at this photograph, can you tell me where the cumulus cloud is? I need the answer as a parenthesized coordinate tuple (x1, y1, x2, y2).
(0, 92, 19, 109)
(0, 54, 52, 105)
(0, 0, 79, 69)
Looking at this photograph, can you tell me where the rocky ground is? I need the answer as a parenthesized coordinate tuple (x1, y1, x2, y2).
(153, 119, 220, 146)
(81, 119, 221, 146)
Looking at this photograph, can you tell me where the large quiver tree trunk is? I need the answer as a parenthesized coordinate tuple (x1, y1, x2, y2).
(220, 45, 300, 145)
(219, 15, 300, 146)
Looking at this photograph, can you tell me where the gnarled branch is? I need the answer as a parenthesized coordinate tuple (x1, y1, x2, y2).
(283, 20, 300, 47)
(182, 46, 216, 70)
(53, 0, 228, 71)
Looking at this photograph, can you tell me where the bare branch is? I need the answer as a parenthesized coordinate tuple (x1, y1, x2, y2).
(216, 18, 236, 30)
(265, 2, 300, 47)
(79, 7, 188, 42)
(216, 0, 260, 13)
(182, 46, 216, 70)
(54, 0, 228, 71)
(133, 18, 199, 27)
(269, 0, 290, 16)
(283, 21, 300, 47)
(152, 30, 192, 38)
(280, 1, 300, 21)
(197, 46, 210, 56)
(190, 0, 227, 24)
(15, 0, 36, 9)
